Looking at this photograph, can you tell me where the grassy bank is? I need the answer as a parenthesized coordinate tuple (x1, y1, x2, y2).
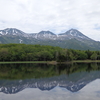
(72, 60, 100, 63)
(0, 60, 100, 64)
(0, 61, 48, 64)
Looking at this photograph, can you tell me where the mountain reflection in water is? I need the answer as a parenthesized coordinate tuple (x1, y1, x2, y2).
(0, 63, 100, 100)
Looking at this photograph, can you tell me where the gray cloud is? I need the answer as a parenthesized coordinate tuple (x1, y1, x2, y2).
(0, 0, 100, 41)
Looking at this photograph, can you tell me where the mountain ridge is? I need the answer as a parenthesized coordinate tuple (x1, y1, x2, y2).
(0, 28, 100, 50)
(0, 28, 92, 39)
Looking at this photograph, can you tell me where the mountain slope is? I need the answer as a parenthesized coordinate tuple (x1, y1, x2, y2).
(58, 29, 91, 40)
(0, 28, 100, 50)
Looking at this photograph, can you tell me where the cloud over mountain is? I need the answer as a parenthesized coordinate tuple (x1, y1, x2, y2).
(0, 0, 100, 41)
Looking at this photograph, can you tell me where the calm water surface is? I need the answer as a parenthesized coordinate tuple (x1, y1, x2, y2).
(0, 63, 100, 100)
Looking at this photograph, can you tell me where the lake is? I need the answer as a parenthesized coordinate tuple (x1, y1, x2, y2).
(0, 63, 100, 100)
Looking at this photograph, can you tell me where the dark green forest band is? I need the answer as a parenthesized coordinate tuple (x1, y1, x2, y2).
(0, 44, 100, 61)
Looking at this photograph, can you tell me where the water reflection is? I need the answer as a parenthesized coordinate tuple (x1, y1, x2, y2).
(0, 63, 100, 79)
(0, 63, 100, 100)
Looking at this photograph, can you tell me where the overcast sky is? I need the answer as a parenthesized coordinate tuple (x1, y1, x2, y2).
(0, 0, 100, 41)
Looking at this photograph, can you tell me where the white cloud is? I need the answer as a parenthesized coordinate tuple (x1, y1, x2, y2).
(0, 0, 100, 41)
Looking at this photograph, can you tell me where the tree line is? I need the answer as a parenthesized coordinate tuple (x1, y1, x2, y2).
(0, 44, 100, 61)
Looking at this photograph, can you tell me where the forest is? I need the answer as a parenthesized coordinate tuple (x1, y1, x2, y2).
(0, 44, 100, 61)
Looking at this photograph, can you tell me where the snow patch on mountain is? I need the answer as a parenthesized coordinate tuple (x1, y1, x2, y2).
(0, 28, 93, 41)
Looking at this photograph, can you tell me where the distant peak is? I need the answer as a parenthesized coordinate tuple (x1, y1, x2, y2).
(69, 29, 79, 32)
(39, 30, 52, 33)
(69, 28, 77, 30)
(59, 29, 89, 39)
(38, 31, 55, 35)
(4, 28, 17, 30)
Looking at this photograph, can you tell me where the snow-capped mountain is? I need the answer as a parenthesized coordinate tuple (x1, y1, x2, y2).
(0, 28, 91, 40)
(0, 28, 26, 36)
(0, 71, 100, 94)
(58, 29, 91, 41)
(0, 28, 100, 50)
(30, 31, 57, 40)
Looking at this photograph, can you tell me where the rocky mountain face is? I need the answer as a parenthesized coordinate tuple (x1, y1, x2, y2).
(0, 28, 91, 40)
(0, 28, 100, 50)
(0, 71, 100, 94)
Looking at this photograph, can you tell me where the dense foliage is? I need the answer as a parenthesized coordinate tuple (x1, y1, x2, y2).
(0, 44, 100, 61)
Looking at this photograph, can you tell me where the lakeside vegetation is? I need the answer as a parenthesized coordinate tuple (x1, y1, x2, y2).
(0, 60, 100, 64)
(0, 44, 100, 62)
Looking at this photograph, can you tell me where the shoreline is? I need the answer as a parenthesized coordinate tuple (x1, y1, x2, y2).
(0, 60, 100, 64)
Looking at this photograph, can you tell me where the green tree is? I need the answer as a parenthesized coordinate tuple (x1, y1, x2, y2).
(77, 51, 88, 60)
(0, 48, 9, 61)
(90, 53, 98, 60)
